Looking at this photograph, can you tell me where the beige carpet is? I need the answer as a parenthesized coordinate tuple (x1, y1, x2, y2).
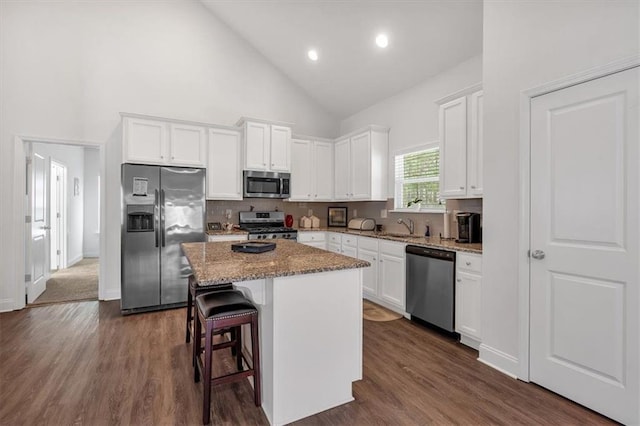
(363, 300, 403, 322)
(32, 258, 99, 305)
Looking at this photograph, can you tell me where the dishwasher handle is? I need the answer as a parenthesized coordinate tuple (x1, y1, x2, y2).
(405, 245, 455, 261)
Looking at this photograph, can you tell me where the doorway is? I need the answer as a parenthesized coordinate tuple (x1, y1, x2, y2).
(26, 141, 101, 306)
(526, 65, 638, 424)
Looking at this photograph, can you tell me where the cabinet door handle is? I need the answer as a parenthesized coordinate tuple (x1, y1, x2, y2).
(373, 257, 376, 261)
(471, 185, 476, 189)
(459, 186, 464, 190)
(308, 194, 311, 197)
(457, 278, 462, 282)
(466, 261, 471, 266)
(171, 156, 175, 160)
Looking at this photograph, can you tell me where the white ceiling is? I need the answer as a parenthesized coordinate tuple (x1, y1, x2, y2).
(202, 1, 483, 120)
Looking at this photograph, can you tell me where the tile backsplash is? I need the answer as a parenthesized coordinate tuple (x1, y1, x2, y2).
(207, 198, 482, 240)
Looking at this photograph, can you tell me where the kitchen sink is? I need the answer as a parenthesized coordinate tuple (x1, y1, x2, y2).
(379, 232, 426, 239)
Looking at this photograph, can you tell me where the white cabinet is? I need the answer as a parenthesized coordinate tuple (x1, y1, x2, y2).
(357, 237, 379, 298)
(270, 125, 291, 172)
(358, 237, 406, 314)
(378, 241, 406, 311)
(468, 91, 483, 197)
(207, 128, 242, 200)
(122, 116, 207, 167)
(297, 231, 326, 249)
(455, 252, 482, 349)
(313, 141, 334, 200)
(240, 119, 291, 172)
(437, 86, 483, 199)
(123, 117, 167, 164)
(290, 139, 333, 201)
(169, 123, 207, 167)
(334, 138, 351, 201)
(207, 234, 247, 242)
(325, 232, 358, 258)
(333, 127, 388, 201)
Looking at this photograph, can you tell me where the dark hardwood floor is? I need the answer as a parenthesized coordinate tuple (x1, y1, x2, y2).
(0, 301, 612, 425)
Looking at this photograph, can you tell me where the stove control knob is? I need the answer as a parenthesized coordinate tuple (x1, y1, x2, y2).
(272, 235, 277, 239)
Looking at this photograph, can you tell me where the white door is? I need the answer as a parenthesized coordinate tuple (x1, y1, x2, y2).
(49, 161, 65, 271)
(530, 67, 639, 425)
(28, 151, 49, 303)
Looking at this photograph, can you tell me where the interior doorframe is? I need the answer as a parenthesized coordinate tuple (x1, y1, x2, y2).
(13, 135, 107, 309)
(50, 159, 68, 271)
(517, 54, 640, 381)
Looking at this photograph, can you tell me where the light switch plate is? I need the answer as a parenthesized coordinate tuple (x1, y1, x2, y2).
(353, 209, 357, 217)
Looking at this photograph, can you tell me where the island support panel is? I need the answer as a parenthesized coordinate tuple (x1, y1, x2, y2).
(237, 268, 363, 425)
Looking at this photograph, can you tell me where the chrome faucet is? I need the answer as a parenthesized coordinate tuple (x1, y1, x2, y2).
(397, 218, 415, 235)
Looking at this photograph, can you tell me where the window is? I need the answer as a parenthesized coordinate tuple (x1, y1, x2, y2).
(394, 143, 444, 211)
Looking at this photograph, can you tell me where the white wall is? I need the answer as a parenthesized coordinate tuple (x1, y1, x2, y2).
(32, 142, 85, 266)
(83, 148, 100, 258)
(340, 55, 482, 155)
(0, 0, 339, 309)
(482, 0, 639, 375)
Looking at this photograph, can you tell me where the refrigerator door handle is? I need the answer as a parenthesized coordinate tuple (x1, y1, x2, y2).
(161, 189, 166, 247)
(154, 189, 160, 248)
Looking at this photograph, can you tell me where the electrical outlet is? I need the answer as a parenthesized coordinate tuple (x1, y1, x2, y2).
(353, 209, 357, 217)
(380, 209, 387, 218)
(308, 209, 313, 217)
(225, 209, 232, 219)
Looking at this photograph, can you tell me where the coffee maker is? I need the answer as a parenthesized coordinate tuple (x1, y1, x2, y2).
(456, 212, 481, 243)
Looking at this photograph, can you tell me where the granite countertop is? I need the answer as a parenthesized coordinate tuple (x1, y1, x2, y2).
(182, 239, 370, 286)
(296, 227, 482, 254)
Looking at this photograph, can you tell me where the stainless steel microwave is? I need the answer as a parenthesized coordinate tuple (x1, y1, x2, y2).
(243, 170, 291, 199)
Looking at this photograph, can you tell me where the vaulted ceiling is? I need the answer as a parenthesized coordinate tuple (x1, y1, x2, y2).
(202, 1, 483, 120)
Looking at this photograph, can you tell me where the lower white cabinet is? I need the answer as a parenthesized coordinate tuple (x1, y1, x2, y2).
(207, 234, 247, 242)
(455, 252, 482, 349)
(358, 237, 406, 314)
(297, 231, 326, 249)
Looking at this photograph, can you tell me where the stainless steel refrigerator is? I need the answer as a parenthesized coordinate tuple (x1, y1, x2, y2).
(121, 164, 205, 314)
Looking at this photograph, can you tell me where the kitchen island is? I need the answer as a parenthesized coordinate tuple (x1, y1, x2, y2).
(182, 239, 369, 425)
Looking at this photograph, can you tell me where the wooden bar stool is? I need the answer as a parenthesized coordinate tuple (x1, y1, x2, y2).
(185, 275, 233, 344)
(193, 290, 261, 426)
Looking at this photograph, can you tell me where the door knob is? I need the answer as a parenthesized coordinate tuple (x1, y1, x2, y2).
(531, 250, 546, 260)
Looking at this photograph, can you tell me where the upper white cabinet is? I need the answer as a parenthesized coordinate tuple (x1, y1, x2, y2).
(290, 138, 334, 201)
(169, 123, 207, 167)
(333, 127, 389, 201)
(238, 118, 291, 172)
(207, 127, 242, 200)
(122, 115, 207, 167)
(437, 85, 483, 199)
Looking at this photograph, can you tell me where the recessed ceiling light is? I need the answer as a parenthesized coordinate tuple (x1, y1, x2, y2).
(376, 34, 389, 48)
(307, 49, 318, 61)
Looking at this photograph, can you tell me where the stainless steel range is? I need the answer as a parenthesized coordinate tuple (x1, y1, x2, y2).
(239, 211, 298, 241)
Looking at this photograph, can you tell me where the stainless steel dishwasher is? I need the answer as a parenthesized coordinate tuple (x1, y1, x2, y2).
(405, 245, 456, 332)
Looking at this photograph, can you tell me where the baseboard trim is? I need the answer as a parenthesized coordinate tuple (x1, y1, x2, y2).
(67, 255, 83, 267)
(0, 298, 16, 313)
(478, 344, 519, 379)
(101, 289, 121, 301)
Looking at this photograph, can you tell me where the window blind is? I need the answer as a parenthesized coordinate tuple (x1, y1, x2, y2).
(394, 146, 443, 210)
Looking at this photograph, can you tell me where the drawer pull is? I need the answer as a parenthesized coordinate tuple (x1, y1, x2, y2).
(466, 261, 471, 266)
